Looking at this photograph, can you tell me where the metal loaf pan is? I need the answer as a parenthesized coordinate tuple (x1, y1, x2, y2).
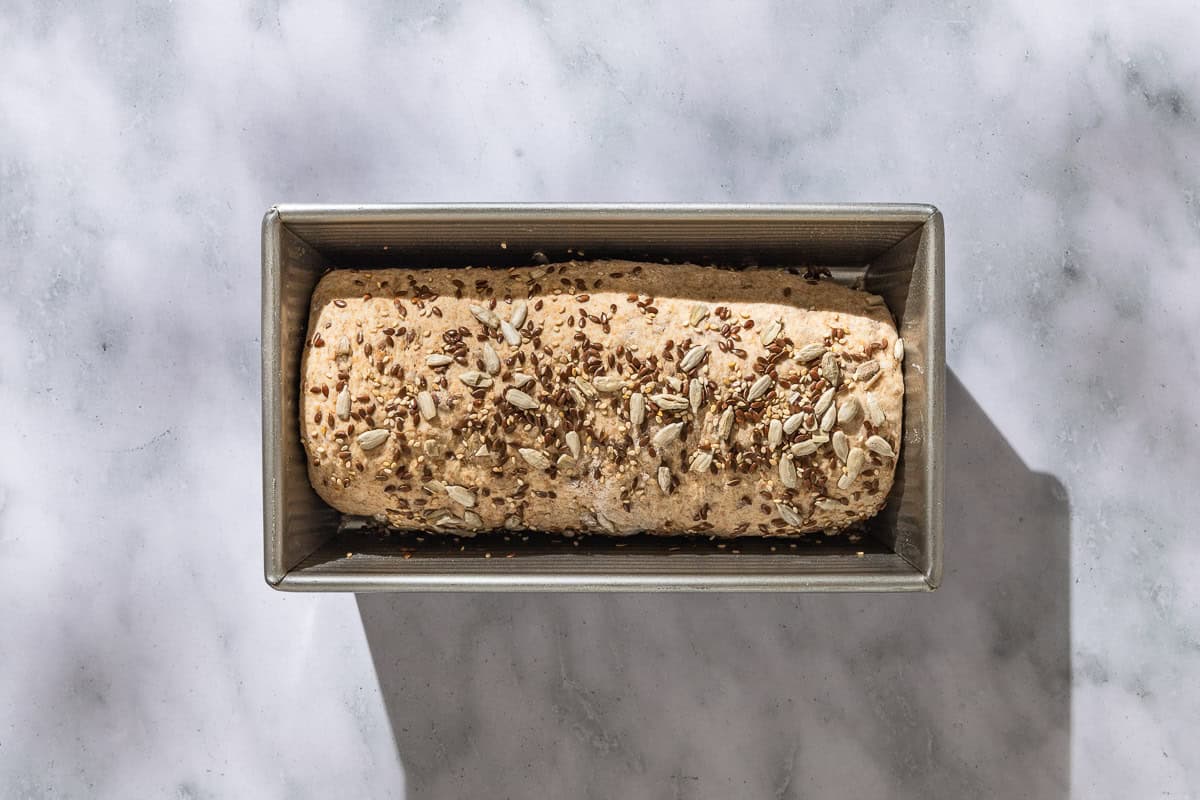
(263, 204, 944, 591)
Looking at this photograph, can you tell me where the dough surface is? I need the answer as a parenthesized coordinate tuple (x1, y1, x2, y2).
(300, 260, 903, 536)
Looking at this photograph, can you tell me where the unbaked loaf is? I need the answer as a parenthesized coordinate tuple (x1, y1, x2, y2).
(299, 260, 903, 537)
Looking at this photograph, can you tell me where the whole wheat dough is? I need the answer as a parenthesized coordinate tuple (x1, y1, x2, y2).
(299, 260, 903, 536)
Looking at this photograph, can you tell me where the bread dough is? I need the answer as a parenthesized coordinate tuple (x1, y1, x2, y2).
(299, 260, 903, 536)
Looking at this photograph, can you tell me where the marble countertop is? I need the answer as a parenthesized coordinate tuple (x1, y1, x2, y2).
(2, 2, 1198, 797)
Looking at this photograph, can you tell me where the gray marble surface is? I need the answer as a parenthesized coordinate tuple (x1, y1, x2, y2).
(2, 1, 1198, 798)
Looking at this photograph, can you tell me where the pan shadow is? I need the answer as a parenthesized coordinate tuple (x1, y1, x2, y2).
(356, 369, 1070, 799)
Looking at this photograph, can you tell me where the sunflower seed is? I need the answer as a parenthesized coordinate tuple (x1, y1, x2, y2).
(795, 343, 826, 363)
(518, 448, 551, 469)
(814, 387, 835, 416)
(689, 304, 709, 327)
(595, 509, 618, 533)
(814, 498, 841, 513)
(894, 338, 905, 361)
(652, 422, 685, 448)
(459, 370, 494, 388)
(657, 466, 672, 494)
(651, 393, 690, 412)
(768, 419, 783, 449)
(510, 301, 528, 330)
(747, 374, 774, 401)
(423, 479, 446, 495)
(776, 502, 804, 527)
(820, 352, 840, 386)
(790, 439, 818, 457)
(866, 392, 885, 425)
(463, 511, 483, 528)
(810, 433, 830, 444)
(357, 429, 390, 450)
(557, 454, 577, 470)
(846, 447, 866, 481)
(573, 377, 597, 399)
(503, 514, 522, 530)
(837, 474, 854, 491)
(423, 439, 440, 457)
(666, 376, 683, 393)
(679, 344, 709, 373)
(510, 372, 535, 390)
(426, 353, 454, 368)
(779, 455, 798, 488)
(837, 396, 861, 424)
(866, 435, 896, 458)
(445, 484, 476, 508)
(832, 430, 849, 462)
(505, 388, 539, 410)
(336, 388, 351, 420)
(473, 444, 491, 458)
(469, 304, 501, 329)
(433, 515, 462, 529)
(855, 360, 879, 382)
(761, 319, 783, 346)
(500, 320, 521, 346)
(565, 430, 582, 459)
(783, 413, 805, 435)
(718, 407, 735, 441)
(417, 391, 436, 421)
(335, 336, 351, 357)
(569, 386, 586, 407)
(689, 450, 714, 473)
(482, 342, 500, 375)
(819, 402, 837, 432)
(689, 378, 704, 414)
(593, 375, 624, 393)
(417, 504, 443, 519)
(629, 392, 645, 427)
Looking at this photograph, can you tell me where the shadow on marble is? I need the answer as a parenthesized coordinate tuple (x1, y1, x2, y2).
(357, 370, 1070, 799)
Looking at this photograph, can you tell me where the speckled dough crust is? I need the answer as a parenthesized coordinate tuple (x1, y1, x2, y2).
(299, 261, 903, 537)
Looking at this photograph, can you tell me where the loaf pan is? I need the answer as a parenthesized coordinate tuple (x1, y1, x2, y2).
(263, 204, 944, 591)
